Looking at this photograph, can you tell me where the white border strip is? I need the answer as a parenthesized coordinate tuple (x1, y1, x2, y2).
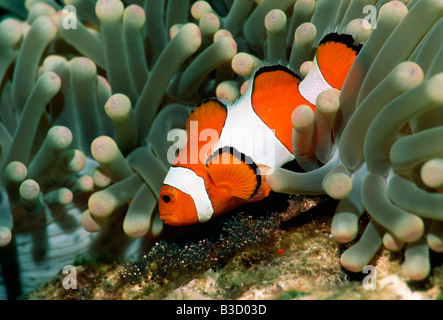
(163, 166, 214, 222)
(299, 57, 333, 105)
(213, 85, 295, 170)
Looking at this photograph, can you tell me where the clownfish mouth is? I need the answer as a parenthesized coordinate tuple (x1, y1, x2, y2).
(159, 213, 179, 226)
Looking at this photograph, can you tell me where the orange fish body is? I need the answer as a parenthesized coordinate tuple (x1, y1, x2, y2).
(159, 33, 361, 226)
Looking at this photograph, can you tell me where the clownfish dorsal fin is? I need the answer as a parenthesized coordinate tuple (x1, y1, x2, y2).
(252, 65, 301, 91)
(206, 146, 260, 200)
(251, 66, 302, 109)
(185, 98, 228, 163)
(250, 65, 304, 152)
(316, 32, 362, 90)
(186, 98, 228, 139)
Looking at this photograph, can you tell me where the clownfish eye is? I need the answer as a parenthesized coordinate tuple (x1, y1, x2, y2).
(160, 188, 177, 205)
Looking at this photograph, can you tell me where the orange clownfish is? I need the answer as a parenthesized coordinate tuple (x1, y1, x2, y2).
(159, 32, 362, 226)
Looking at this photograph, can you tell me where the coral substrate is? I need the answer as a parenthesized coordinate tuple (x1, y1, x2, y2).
(26, 196, 443, 300)
(1, 0, 443, 299)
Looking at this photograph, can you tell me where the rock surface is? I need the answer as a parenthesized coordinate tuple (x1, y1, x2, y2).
(25, 195, 443, 300)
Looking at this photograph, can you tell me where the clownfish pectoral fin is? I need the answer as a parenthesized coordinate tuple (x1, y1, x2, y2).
(206, 146, 260, 200)
(315, 32, 362, 90)
(249, 165, 272, 202)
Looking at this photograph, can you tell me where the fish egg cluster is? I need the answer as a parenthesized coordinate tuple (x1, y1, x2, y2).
(120, 211, 280, 285)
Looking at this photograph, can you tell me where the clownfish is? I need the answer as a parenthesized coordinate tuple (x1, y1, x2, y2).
(159, 32, 362, 226)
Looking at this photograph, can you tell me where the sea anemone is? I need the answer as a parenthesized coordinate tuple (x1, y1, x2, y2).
(0, 0, 442, 299)
(0, 0, 206, 298)
(265, 0, 443, 281)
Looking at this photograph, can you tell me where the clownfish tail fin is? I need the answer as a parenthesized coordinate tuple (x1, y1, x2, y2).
(315, 32, 362, 90)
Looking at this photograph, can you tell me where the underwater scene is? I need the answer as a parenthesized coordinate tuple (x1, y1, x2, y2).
(1, 0, 443, 302)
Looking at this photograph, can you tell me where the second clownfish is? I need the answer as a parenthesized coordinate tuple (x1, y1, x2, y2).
(159, 32, 362, 226)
